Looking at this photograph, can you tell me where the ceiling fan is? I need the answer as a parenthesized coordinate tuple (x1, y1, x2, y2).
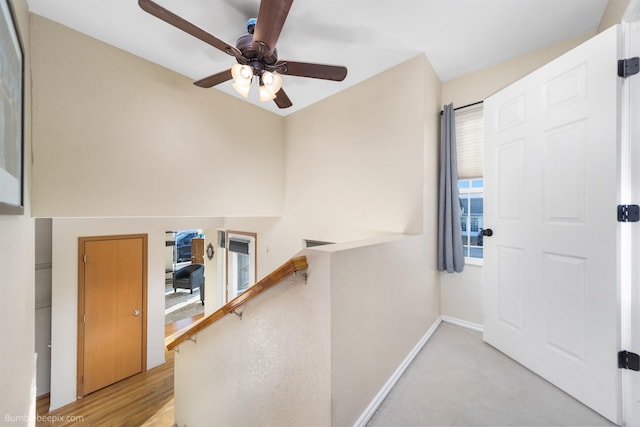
(138, 0, 348, 109)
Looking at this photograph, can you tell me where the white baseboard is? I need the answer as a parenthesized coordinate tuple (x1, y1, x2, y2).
(353, 315, 485, 426)
(352, 317, 442, 427)
(441, 315, 484, 332)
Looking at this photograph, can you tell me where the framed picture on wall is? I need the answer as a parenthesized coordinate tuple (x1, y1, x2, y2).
(0, 0, 23, 215)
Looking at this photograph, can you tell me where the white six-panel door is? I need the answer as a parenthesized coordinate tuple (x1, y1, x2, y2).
(483, 25, 622, 423)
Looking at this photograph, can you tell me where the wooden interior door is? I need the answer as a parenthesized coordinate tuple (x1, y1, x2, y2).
(483, 26, 621, 422)
(78, 234, 147, 396)
(191, 237, 205, 264)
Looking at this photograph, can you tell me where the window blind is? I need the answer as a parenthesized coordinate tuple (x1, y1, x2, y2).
(455, 104, 484, 179)
(228, 239, 250, 255)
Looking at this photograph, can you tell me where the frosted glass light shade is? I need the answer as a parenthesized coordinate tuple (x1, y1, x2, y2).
(261, 71, 282, 95)
(231, 64, 253, 85)
(232, 81, 251, 98)
(259, 85, 277, 102)
(231, 64, 253, 98)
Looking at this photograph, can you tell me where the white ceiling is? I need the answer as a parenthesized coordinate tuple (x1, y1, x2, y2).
(26, 0, 609, 116)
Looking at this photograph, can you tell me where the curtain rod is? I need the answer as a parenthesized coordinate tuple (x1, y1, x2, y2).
(439, 100, 483, 115)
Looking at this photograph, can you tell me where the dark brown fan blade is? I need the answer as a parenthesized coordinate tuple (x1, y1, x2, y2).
(253, 0, 293, 53)
(194, 69, 233, 88)
(273, 88, 293, 109)
(138, 0, 237, 57)
(278, 61, 347, 81)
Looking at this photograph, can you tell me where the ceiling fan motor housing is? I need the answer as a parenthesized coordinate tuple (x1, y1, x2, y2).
(236, 34, 254, 54)
(236, 34, 278, 67)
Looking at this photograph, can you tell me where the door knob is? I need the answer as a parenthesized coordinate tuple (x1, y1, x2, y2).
(482, 228, 494, 237)
(133, 309, 141, 317)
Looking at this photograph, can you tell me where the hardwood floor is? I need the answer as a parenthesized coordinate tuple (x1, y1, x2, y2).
(36, 314, 203, 427)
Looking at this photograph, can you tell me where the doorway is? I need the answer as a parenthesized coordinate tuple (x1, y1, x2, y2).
(165, 229, 205, 324)
(77, 234, 147, 397)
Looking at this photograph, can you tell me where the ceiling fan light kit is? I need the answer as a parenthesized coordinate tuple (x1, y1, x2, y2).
(138, 0, 347, 109)
(230, 63, 282, 102)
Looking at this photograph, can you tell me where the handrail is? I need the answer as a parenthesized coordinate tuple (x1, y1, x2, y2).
(166, 255, 308, 350)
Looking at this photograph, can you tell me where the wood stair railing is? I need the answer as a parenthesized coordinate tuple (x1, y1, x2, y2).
(166, 255, 308, 350)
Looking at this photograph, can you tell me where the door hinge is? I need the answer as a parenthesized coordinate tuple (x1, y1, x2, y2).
(83, 253, 87, 263)
(618, 57, 640, 78)
(618, 204, 640, 222)
(619, 350, 640, 371)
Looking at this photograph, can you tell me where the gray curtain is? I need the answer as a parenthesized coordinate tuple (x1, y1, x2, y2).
(438, 104, 464, 273)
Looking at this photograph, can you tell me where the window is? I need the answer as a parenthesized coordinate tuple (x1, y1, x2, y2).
(225, 231, 257, 300)
(459, 179, 484, 263)
(174, 229, 200, 263)
(228, 238, 251, 293)
(455, 103, 484, 264)
(455, 103, 483, 181)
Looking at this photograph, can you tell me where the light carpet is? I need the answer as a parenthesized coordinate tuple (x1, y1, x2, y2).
(367, 322, 616, 427)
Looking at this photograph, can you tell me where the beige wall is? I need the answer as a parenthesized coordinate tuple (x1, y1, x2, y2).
(440, 264, 484, 324)
(599, 0, 632, 31)
(284, 55, 428, 239)
(0, 0, 36, 423)
(423, 55, 444, 238)
(330, 235, 440, 426)
(30, 15, 285, 218)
